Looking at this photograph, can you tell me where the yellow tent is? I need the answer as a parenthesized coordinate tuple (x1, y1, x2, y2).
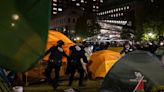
(88, 50, 122, 79)
(43, 30, 74, 62)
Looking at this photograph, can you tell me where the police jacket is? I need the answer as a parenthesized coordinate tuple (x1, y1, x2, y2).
(45, 45, 67, 61)
(68, 46, 88, 66)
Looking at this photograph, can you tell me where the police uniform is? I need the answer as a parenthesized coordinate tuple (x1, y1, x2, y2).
(68, 45, 88, 86)
(44, 40, 67, 89)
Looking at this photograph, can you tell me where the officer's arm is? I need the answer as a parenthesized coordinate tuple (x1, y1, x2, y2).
(67, 56, 72, 65)
(81, 53, 88, 63)
(62, 51, 68, 58)
(58, 47, 68, 57)
(44, 47, 52, 56)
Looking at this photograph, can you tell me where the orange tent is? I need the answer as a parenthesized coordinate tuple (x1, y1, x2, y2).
(108, 47, 123, 53)
(43, 30, 74, 62)
(88, 50, 122, 79)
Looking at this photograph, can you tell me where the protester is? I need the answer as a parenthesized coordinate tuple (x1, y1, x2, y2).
(120, 41, 134, 54)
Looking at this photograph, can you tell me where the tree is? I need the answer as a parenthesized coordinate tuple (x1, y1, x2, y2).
(75, 14, 100, 38)
(121, 28, 134, 40)
(142, 0, 164, 41)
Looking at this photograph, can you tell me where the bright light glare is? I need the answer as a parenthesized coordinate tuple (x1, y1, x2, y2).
(148, 32, 153, 36)
(100, 29, 108, 34)
(160, 42, 164, 46)
(11, 23, 15, 27)
(97, 35, 101, 39)
(77, 37, 80, 40)
(12, 14, 19, 20)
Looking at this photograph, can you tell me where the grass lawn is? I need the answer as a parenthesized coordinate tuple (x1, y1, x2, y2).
(23, 80, 102, 92)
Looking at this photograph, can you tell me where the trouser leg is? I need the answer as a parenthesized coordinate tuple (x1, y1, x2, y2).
(52, 66, 61, 88)
(69, 69, 76, 86)
(77, 66, 84, 86)
(45, 62, 53, 82)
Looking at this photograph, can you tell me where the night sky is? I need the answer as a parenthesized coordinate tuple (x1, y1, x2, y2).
(103, 0, 134, 6)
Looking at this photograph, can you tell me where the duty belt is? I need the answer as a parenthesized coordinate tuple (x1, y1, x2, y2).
(50, 60, 55, 62)
(50, 59, 61, 63)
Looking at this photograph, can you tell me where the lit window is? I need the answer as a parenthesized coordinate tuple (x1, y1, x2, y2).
(53, 8, 57, 10)
(53, 12, 57, 14)
(53, 3, 57, 6)
(111, 15, 113, 17)
(119, 8, 121, 11)
(116, 8, 118, 12)
(102, 12, 104, 15)
(124, 6, 126, 10)
(81, 0, 84, 3)
(58, 8, 62, 11)
(96, 6, 99, 9)
(100, 0, 103, 3)
(108, 10, 110, 13)
(127, 6, 130, 9)
(111, 10, 113, 13)
(116, 13, 118, 17)
(121, 13, 124, 16)
(115, 9, 117, 12)
(93, 6, 96, 8)
(72, 0, 76, 1)
(53, 0, 57, 2)
(76, 3, 80, 6)
(93, 0, 96, 1)
(121, 7, 124, 10)
(104, 12, 106, 15)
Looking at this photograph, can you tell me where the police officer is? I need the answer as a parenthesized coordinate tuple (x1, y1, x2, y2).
(44, 40, 67, 89)
(67, 45, 88, 86)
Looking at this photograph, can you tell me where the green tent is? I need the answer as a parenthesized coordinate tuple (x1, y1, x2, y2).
(155, 46, 164, 56)
(101, 51, 164, 92)
(0, 0, 51, 72)
(0, 76, 11, 92)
